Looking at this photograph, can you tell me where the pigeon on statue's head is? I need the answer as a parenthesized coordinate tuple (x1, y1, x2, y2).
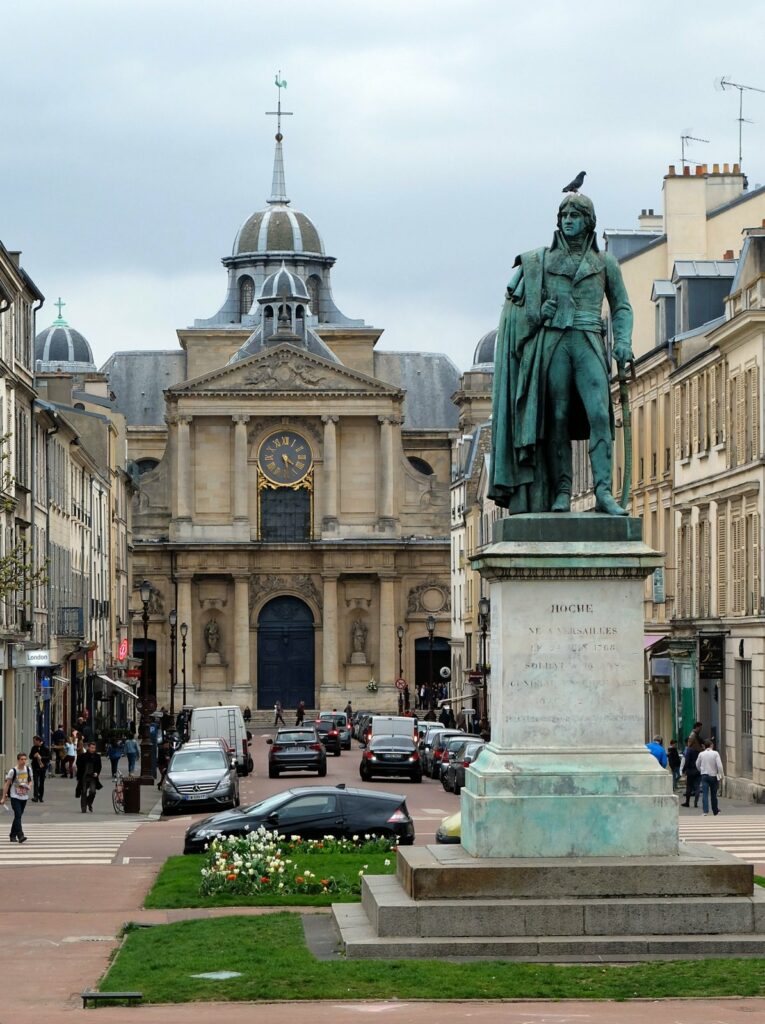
(562, 171, 586, 194)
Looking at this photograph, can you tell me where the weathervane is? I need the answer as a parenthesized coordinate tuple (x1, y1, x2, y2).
(266, 71, 293, 139)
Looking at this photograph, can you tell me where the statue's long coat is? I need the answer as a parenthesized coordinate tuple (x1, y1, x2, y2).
(488, 233, 633, 513)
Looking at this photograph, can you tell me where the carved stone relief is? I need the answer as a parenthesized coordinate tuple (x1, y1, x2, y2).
(249, 573, 323, 613)
(406, 580, 451, 615)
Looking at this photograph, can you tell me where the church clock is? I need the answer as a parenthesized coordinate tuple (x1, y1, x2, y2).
(257, 430, 313, 486)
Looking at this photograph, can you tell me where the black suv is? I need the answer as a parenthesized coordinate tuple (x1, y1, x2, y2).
(315, 719, 342, 756)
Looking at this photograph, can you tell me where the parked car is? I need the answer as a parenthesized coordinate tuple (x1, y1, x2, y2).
(442, 740, 485, 794)
(267, 727, 327, 778)
(425, 730, 469, 779)
(315, 719, 342, 756)
(359, 735, 422, 783)
(366, 715, 418, 747)
(184, 785, 415, 853)
(435, 810, 461, 844)
(417, 723, 446, 775)
(437, 734, 476, 786)
(317, 711, 352, 750)
(161, 741, 240, 815)
(351, 709, 374, 740)
(356, 713, 374, 746)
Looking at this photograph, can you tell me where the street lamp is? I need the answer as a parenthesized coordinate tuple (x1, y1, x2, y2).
(426, 614, 436, 709)
(138, 579, 153, 783)
(396, 624, 404, 679)
(180, 622, 188, 708)
(168, 609, 177, 720)
(478, 596, 490, 730)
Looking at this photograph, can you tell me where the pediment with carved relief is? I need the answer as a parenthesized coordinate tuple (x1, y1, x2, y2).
(169, 343, 401, 397)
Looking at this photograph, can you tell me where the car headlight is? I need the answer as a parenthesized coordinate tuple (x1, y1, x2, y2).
(215, 777, 232, 792)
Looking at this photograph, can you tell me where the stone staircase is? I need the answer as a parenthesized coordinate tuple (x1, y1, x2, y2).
(246, 709, 320, 728)
(333, 841, 765, 961)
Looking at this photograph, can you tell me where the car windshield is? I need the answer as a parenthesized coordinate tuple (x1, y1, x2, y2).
(171, 750, 226, 772)
(242, 791, 293, 816)
(316, 722, 335, 732)
(319, 713, 347, 726)
(370, 736, 414, 750)
(277, 732, 316, 743)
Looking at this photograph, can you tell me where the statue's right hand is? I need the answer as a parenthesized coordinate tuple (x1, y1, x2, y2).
(541, 298, 558, 321)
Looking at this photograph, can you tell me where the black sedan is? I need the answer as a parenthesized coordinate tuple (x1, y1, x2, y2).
(183, 785, 415, 853)
(267, 727, 327, 778)
(360, 735, 422, 782)
(315, 719, 342, 756)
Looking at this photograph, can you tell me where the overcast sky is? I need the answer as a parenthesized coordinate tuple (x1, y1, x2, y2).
(3, 0, 765, 372)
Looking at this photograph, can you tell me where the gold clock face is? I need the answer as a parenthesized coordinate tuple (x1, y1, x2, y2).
(257, 430, 313, 485)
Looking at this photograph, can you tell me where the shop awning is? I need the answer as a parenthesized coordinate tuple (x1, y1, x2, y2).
(52, 675, 70, 684)
(644, 634, 668, 650)
(97, 674, 139, 701)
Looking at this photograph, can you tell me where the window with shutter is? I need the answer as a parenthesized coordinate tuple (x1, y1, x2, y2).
(676, 526, 685, 617)
(702, 519, 711, 617)
(674, 386, 682, 462)
(732, 515, 744, 614)
(683, 383, 691, 458)
(691, 377, 699, 454)
(750, 364, 760, 461)
(726, 376, 734, 466)
(710, 367, 718, 445)
(694, 522, 701, 616)
(752, 511, 761, 615)
(736, 372, 746, 466)
(699, 372, 708, 452)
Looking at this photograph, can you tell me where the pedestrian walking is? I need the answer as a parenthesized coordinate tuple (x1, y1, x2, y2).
(1, 752, 32, 842)
(29, 735, 51, 802)
(697, 740, 725, 816)
(51, 723, 66, 775)
(156, 739, 171, 789)
(106, 738, 124, 779)
(645, 735, 668, 768)
(76, 741, 102, 813)
(681, 741, 701, 808)
(63, 736, 77, 778)
(667, 739, 681, 790)
(295, 700, 305, 726)
(274, 700, 286, 726)
(124, 734, 139, 775)
(687, 722, 704, 753)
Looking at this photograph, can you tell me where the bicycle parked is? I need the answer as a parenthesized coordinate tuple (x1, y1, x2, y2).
(112, 770, 125, 814)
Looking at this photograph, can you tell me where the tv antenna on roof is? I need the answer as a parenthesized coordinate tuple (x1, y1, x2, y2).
(715, 76, 765, 168)
(680, 133, 709, 169)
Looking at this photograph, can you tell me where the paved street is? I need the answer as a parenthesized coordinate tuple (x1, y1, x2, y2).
(3, 738, 765, 1020)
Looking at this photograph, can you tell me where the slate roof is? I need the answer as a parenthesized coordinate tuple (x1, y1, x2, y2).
(101, 351, 186, 425)
(374, 351, 460, 429)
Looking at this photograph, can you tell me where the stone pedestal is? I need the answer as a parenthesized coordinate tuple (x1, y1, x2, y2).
(462, 514, 675, 859)
(350, 652, 368, 666)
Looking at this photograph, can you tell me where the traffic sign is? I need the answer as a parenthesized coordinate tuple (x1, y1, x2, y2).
(395, 677, 407, 691)
(118, 638, 129, 661)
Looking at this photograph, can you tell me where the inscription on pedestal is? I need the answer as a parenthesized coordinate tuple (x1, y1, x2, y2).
(495, 580, 644, 749)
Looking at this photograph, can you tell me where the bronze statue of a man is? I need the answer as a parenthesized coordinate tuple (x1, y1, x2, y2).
(488, 193, 633, 516)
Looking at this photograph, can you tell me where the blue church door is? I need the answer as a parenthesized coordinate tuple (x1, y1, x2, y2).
(257, 596, 315, 711)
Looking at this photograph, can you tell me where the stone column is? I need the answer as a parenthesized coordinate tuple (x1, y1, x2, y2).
(378, 577, 395, 686)
(232, 415, 250, 522)
(322, 415, 338, 531)
(322, 574, 339, 688)
(231, 574, 252, 699)
(378, 415, 396, 528)
(177, 415, 193, 521)
(177, 575, 193, 696)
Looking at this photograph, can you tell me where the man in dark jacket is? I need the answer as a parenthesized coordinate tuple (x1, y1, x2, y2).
(681, 742, 701, 808)
(29, 736, 51, 803)
(76, 742, 102, 813)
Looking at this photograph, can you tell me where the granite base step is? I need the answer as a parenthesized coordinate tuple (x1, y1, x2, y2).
(362, 873, 765, 938)
(334, 904, 765, 961)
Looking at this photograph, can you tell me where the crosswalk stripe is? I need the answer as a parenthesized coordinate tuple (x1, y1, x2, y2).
(0, 820, 141, 866)
(679, 816, 765, 864)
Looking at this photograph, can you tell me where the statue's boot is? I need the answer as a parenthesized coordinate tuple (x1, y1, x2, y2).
(547, 436, 572, 513)
(590, 439, 628, 516)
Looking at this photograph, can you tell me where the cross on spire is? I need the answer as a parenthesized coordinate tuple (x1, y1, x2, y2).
(55, 297, 66, 318)
(266, 72, 293, 139)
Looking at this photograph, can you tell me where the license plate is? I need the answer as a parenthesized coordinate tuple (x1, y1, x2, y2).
(290, 746, 305, 751)
(382, 754, 402, 761)
(183, 792, 208, 800)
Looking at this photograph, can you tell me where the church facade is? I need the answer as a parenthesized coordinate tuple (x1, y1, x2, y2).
(106, 126, 458, 713)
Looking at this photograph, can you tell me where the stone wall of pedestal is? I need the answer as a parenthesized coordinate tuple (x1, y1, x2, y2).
(462, 513, 677, 859)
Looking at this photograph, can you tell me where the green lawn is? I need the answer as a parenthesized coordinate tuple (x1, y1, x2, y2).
(146, 853, 394, 909)
(103, 914, 765, 1003)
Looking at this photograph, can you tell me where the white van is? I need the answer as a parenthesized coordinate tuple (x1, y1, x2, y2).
(188, 705, 252, 775)
(367, 715, 418, 746)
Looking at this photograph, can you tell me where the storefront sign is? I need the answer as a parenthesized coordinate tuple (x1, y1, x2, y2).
(652, 567, 665, 604)
(15, 648, 53, 667)
(699, 634, 725, 678)
(118, 638, 129, 661)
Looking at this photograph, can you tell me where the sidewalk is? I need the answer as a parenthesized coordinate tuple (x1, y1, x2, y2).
(18, 757, 162, 824)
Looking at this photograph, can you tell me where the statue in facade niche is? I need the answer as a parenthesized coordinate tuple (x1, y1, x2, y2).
(351, 618, 367, 654)
(204, 618, 220, 653)
(488, 193, 634, 516)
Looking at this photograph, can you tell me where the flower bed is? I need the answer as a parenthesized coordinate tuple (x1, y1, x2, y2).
(199, 828, 396, 898)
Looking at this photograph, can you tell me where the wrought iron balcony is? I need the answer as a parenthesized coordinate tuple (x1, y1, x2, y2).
(57, 606, 84, 637)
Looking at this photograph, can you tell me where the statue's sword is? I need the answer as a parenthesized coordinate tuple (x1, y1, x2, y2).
(618, 359, 637, 509)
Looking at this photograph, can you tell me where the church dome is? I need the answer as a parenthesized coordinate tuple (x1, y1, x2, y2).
(472, 328, 497, 367)
(35, 305, 97, 371)
(233, 204, 324, 257)
(260, 262, 310, 302)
